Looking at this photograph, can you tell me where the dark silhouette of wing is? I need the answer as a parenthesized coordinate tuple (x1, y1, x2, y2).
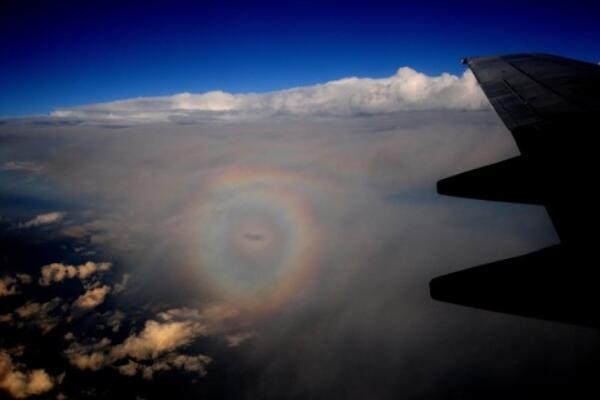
(431, 54, 600, 326)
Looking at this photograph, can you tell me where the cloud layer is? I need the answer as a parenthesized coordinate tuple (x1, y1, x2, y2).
(50, 68, 489, 124)
(1, 66, 587, 399)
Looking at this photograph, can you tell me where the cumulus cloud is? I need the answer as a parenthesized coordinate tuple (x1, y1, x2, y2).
(64, 304, 239, 378)
(117, 353, 212, 380)
(64, 338, 111, 371)
(11, 298, 65, 334)
(50, 68, 489, 124)
(39, 261, 111, 286)
(0, 275, 31, 297)
(113, 319, 196, 359)
(18, 212, 65, 229)
(0, 351, 55, 398)
(0, 277, 19, 298)
(73, 285, 110, 309)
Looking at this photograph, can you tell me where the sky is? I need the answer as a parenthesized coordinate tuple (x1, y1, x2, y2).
(1, 2, 600, 400)
(1, 0, 600, 117)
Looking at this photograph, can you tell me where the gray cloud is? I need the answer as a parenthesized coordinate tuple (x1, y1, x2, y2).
(0, 161, 44, 174)
(18, 212, 65, 229)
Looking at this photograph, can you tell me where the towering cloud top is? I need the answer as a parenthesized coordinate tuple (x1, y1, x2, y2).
(50, 68, 489, 124)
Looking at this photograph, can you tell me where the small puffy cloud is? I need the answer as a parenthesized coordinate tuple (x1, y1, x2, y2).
(110, 319, 198, 360)
(65, 304, 239, 378)
(64, 338, 111, 371)
(118, 353, 212, 380)
(68, 351, 108, 371)
(50, 68, 489, 125)
(38, 264, 76, 286)
(0, 277, 18, 297)
(0, 274, 30, 297)
(65, 317, 202, 372)
(39, 261, 111, 286)
(12, 298, 64, 334)
(77, 261, 111, 280)
(14, 303, 43, 319)
(18, 212, 65, 229)
(0, 350, 55, 398)
(117, 360, 139, 377)
(73, 285, 110, 309)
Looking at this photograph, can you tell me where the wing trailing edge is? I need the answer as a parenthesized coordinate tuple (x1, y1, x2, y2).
(430, 245, 600, 326)
(437, 156, 544, 204)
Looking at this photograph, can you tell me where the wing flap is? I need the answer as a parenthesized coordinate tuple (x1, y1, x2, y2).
(430, 245, 599, 326)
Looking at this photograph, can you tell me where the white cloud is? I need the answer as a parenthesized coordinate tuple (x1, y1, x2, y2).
(50, 68, 488, 124)
(18, 212, 65, 229)
(0, 351, 55, 398)
(73, 285, 110, 309)
(39, 261, 111, 286)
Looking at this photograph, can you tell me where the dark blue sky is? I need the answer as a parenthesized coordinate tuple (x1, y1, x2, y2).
(2, 0, 599, 117)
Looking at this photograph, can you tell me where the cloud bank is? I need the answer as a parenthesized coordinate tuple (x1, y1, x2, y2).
(50, 68, 489, 124)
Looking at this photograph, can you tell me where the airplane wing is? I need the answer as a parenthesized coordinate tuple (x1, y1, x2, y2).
(431, 54, 600, 326)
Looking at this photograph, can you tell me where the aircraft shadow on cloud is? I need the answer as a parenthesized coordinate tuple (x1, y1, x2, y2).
(430, 53, 600, 327)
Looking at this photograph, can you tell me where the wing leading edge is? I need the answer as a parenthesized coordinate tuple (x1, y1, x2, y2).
(431, 54, 600, 326)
